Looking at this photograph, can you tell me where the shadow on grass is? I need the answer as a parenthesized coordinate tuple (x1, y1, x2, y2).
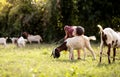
(57, 59, 78, 63)
(97, 61, 118, 67)
(97, 57, 120, 67)
(97, 63, 109, 67)
(52, 58, 87, 63)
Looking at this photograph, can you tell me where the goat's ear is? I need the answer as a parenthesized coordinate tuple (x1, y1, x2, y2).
(50, 51, 53, 57)
(51, 48, 56, 57)
(55, 48, 58, 52)
(50, 49, 54, 57)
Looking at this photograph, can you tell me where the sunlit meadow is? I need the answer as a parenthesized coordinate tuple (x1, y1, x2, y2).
(0, 43, 120, 77)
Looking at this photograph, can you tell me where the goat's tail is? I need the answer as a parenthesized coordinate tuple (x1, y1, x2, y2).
(5, 37, 8, 40)
(97, 25, 104, 41)
(97, 24, 103, 33)
(88, 36, 96, 40)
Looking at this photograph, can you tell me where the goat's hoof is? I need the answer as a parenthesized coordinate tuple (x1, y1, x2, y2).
(113, 59, 115, 62)
(113, 60, 115, 63)
(108, 61, 111, 64)
(99, 60, 102, 64)
(77, 57, 81, 60)
(113, 61, 115, 63)
(70, 58, 74, 60)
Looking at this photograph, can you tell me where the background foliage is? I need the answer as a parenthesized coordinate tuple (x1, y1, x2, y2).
(0, 0, 120, 42)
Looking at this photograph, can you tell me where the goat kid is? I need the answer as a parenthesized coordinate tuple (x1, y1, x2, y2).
(17, 36, 27, 47)
(0, 37, 8, 47)
(98, 25, 120, 63)
(10, 37, 18, 44)
(51, 35, 96, 60)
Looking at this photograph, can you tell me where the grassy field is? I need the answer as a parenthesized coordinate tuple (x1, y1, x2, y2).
(0, 43, 120, 77)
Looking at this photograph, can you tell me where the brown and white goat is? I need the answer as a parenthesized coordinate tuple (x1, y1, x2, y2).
(98, 25, 120, 63)
(51, 35, 96, 60)
(22, 32, 43, 44)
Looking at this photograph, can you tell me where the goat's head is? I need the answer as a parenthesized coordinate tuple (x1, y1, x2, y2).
(22, 32, 29, 39)
(51, 48, 60, 58)
(51, 42, 67, 58)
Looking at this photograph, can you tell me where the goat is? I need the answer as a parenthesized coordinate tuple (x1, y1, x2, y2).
(0, 37, 8, 47)
(98, 25, 120, 63)
(117, 32, 120, 36)
(51, 35, 96, 60)
(22, 32, 43, 44)
(10, 37, 18, 44)
(17, 36, 27, 47)
(64, 25, 85, 59)
(27, 35, 42, 44)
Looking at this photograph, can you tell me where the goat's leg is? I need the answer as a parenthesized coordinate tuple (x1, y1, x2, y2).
(113, 48, 116, 62)
(30, 41, 32, 44)
(72, 51, 74, 60)
(87, 46, 96, 60)
(38, 40, 40, 44)
(107, 44, 111, 64)
(69, 48, 74, 60)
(4, 42, 7, 47)
(86, 42, 96, 60)
(23, 43, 25, 47)
(77, 50, 81, 59)
(28, 40, 31, 44)
(99, 41, 104, 63)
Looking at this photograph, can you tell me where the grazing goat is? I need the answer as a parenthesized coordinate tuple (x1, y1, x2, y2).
(0, 37, 8, 47)
(17, 36, 27, 47)
(51, 35, 96, 60)
(22, 32, 43, 44)
(98, 25, 120, 63)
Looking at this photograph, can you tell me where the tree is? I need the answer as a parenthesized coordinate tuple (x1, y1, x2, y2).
(0, 0, 120, 42)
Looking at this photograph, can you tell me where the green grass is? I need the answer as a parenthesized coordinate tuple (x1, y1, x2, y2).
(0, 43, 120, 77)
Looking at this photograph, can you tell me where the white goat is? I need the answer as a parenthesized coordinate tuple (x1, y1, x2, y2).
(98, 25, 120, 63)
(117, 32, 120, 36)
(0, 37, 8, 47)
(17, 36, 27, 47)
(27, 35, 43, 44)
(10, 37, 18, 44)
(51, 35, 96, 60)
